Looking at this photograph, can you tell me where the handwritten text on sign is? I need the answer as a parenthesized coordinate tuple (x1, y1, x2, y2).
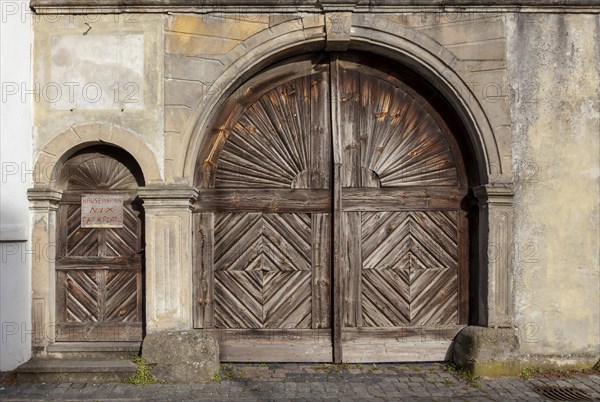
(81, 195, 124, 228)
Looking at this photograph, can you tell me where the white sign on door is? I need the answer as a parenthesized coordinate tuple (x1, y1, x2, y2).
(81, 194, 124, 228)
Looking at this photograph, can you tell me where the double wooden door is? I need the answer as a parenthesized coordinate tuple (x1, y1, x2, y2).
(194, 54, 468, 362)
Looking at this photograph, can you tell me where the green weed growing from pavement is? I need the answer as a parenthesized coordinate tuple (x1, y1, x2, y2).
(127, 357, 156, 385)
(219, 364, 246, 379)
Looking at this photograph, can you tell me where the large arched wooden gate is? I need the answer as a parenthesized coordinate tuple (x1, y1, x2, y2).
(194, 53, 469, 362)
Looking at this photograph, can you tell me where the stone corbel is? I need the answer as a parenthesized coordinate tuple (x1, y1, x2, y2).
(473, 183, 514, 328)
(27, 188, 63, 351)
(137, 186, 198, 332)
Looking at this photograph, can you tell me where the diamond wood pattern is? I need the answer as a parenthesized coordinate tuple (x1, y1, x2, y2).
(213, 213, 312, 329)
(56, 152, 143, 342)
(65, 270, 140, 323)
(361, 211, 459, 326)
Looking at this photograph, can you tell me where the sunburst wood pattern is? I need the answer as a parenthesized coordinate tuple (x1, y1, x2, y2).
(361, 211, 459, 326)
(64, 156, 138, 190)
(213, 212, 312, 328)
(341, 70, 458, 187)
(215, 77, 314, 189)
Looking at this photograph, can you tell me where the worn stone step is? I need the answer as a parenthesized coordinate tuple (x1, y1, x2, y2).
(16, 358, 137, 383)
(45, 342, 141, 360)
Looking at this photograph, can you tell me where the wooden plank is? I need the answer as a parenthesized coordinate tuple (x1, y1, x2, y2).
(330, 55, 344, 364)
(56, 261, 141, 270)
(310, 65, 331, 190)
(193, 189, 331, 213)
(218, 341, 332, 363)
(332, 164, 343, 363)
(339, 67, 361, 188)
(55, 270, 67, 324)
(211, 329, 332, 362)
(342, 187, 467, 211)
(341, 325, 464, 341)
(211, 328, 331, 339)
(342, 212, 361, 327)
(56, 323, 143, 342)
(312, 214, 331, 329)
(341, 341, 455, 363)
(97, 270, 107, 322)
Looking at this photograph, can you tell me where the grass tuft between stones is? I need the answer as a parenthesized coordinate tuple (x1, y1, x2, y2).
(127, 357, 157, 385)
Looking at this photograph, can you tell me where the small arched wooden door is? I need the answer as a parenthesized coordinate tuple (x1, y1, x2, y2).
(55, 149, 144, 342)
(194, 53, 469, 362)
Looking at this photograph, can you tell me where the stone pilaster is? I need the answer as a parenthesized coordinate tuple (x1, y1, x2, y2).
(27, 188, 62, 352)
(473, 184, 514, 328)
(138, 186, 198, 332)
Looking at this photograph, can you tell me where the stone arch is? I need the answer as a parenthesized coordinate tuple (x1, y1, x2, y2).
(33, 123, 162, 189)
(180, 15, 507, 187)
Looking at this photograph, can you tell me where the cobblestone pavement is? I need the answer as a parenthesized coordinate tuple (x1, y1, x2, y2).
(1, 363, 600, 401)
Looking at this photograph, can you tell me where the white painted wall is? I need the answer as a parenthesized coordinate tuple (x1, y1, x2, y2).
(0, 0, 33, 370)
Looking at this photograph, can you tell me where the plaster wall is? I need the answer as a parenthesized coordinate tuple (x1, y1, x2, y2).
(508, 14, 600, 361)
(32, 14, 164, 183)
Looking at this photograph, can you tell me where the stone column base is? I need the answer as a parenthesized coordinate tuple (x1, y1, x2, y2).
(142, 330, 219, 383)
(452, 326, 520, 377)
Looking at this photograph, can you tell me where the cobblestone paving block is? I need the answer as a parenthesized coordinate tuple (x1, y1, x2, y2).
(2, 364, 600, 401)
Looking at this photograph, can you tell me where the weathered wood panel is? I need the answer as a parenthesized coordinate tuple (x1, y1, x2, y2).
(215, 76, 314, 189)
(342, 187, 467, 211)
(342, 212, 362, 328)
(330, 55, 344, 363)
(56, 153, 143, 342)
(211, 329, 332, 362)
(361, 210, 459, 326)
(193, 189, 331, 213)
(213, 212, 313, 329)
(343, 64, 459, 188)
(336, 59, 468, 362)
(312, 214, 332, 329)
